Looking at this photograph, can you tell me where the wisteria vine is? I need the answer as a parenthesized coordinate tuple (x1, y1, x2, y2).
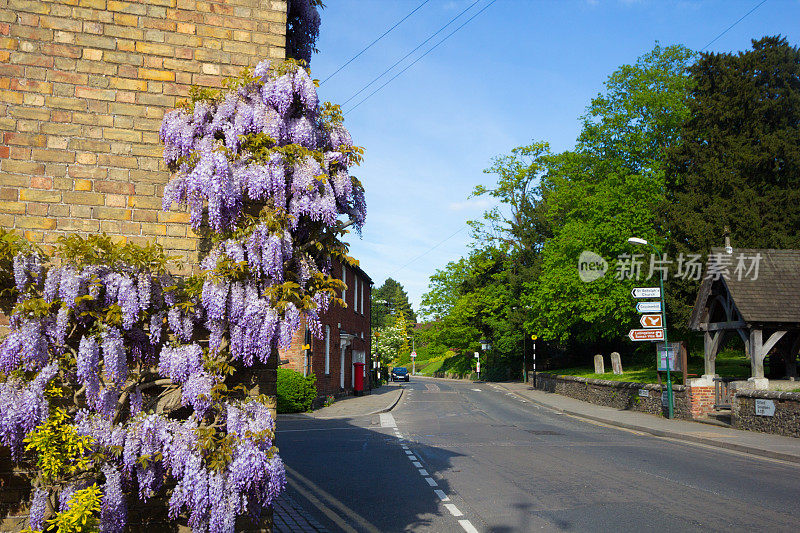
(0, 56, 365, 533)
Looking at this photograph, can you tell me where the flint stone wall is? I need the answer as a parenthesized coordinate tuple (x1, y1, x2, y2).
(733, 389, 800, 438)
(533, 372, 692, 419)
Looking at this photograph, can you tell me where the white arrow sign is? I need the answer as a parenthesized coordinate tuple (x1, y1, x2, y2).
(636, 301, 662, 313)
(631, 287, 661, 299)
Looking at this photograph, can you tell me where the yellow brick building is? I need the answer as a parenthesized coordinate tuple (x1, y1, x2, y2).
(0, 0, 288, 268)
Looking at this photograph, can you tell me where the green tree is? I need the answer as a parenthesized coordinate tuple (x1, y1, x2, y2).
(470, 141, 553, 255)
(665, 35, 800, 251)
(372, 278, 416, 327)
(663, 36, 800, 324)
(527, 43, 694, 348)
(372, 312, 410, 364)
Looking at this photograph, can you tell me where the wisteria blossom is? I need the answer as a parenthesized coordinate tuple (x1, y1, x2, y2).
(0, 51, 363, 533)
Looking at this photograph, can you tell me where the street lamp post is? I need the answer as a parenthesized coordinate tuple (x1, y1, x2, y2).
(628, 237, 673, 419)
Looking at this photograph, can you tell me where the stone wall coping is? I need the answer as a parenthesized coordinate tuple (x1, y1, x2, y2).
(735, 389, 800, 401)
(538, 372, 685, 392)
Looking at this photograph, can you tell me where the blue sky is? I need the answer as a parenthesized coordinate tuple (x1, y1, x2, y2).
(311, 0, 800, 314)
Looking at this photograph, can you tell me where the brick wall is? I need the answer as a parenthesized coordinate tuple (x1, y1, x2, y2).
(280, 261, 373, 399)
(0, 0, 287, 267)
(687, 383, 715, 419)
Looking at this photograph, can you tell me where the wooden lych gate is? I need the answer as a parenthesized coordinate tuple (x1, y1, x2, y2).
(689, 247, 800, 383)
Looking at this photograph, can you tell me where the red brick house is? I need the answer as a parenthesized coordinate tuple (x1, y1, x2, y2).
(280, 260, 372, 399)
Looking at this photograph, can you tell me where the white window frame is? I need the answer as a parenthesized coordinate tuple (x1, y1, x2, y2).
(353, 274, 358, 314)
(324, 325, 330, 374)
(359, 279, 364, 315)
(342, 265, 347, 303)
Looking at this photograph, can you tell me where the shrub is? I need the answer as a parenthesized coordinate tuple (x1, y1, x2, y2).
(277, 368, 317, 413)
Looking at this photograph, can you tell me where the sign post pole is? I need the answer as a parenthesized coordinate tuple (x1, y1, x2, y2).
(654, 249, 673, 419)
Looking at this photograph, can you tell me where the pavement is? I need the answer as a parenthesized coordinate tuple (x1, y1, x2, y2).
(485, 379, 800, 464)
(272, 382, 404, 531)
(273, 490, 330, 533)
(280, 381, 405, 420)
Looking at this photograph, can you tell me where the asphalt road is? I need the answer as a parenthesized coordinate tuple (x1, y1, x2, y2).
(276, 378, 800, 532)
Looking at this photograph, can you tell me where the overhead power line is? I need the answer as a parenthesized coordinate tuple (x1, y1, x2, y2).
(321, 0, 432, 85)
(345, 0, 498, 115)
(390, 224, 469, 277)
(341, 0, 484, 109)
(700, 0, 769, 51)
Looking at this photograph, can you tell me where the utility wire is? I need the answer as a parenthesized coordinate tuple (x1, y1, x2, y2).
(700, 0, 769, 51)
(390, 224, 469, 276)
(340, 0, 484, 108)
(321, 0, 432, 85)
(345, 0, 498, 115)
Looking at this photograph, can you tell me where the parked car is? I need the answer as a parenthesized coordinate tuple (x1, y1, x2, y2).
(391, 366, 409, 382)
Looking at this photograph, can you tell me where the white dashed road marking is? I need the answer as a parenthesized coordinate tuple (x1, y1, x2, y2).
(444, 504, 463, 517)
(459, 519, 479, 533)
(391, 395, 479, 532)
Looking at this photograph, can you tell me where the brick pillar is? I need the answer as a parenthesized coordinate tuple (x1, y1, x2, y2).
(687, 377, 716, 419)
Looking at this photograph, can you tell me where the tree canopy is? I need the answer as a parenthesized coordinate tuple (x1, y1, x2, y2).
(371, 278, 416, 328)
(665, 35, 800, 252)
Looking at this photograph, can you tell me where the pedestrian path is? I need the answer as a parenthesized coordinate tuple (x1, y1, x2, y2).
(273, 490, 330, 533)
(280, 382, 404, 420)
(494, 381, 800, 463)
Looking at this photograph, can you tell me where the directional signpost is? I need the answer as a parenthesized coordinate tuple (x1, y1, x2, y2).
(628, 328, 664, 341)
(631, 287, 661, 298)
(627, 251, 673, 418)
(640, 314, 663, 328)
(636, 301, 661, 313)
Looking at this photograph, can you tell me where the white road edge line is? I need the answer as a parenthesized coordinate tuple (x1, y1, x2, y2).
(425, 477, 437, 487)
(418, 469, 428, 476)
(459, 519, 479, 533)
(408, 455, 417, 461)
(444, 504, 463, 517)
(434, 489, 449, 501)
(412, 461, 423, 468)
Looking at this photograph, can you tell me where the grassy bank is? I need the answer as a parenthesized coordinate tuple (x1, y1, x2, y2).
(541, 349, 751, 385)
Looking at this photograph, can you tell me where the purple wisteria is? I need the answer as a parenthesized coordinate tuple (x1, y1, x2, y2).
(0, 52, 363, 533)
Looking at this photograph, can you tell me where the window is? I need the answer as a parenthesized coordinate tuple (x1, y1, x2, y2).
(324, 325, 330, 374)
(360, 279, 364, 315)
(342, 265, 346, 303)
(353, 274, 358, 313)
